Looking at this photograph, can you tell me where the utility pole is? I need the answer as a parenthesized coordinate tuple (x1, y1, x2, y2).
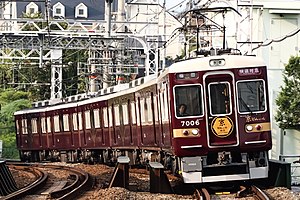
(103, 0, 113, 89)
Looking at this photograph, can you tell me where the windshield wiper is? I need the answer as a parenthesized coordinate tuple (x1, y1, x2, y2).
(238, 97, 253, 114)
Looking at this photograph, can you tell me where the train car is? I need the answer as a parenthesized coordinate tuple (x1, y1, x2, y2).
(165, 55, 271, 183)
(14, 54, 272, 183)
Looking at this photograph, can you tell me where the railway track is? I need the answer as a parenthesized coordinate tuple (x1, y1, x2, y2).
(193, 184, 272, 200)
(2, 162, 94, 200)
(236, 185, 271, 200)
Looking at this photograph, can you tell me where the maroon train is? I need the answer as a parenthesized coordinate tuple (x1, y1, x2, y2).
(15, 55, 272, 183)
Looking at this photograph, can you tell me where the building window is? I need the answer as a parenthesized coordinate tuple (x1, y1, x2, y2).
(56, 8, 61, 15)
(75, 3, 88, 18)
(26, 2, 38, 16)
(53, 2, 65, 18)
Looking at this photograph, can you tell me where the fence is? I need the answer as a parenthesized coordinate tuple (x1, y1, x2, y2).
(279, 155, 300, 185)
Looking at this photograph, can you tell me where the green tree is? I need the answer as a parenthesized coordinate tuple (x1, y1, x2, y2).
(275, 56, 300, 130)
(0, 89, 31, 159)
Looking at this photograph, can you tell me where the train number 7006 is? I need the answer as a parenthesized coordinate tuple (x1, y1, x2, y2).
(181, 119, 200, 127)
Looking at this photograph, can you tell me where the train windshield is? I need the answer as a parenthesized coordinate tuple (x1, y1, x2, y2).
(174, 85, 203, 118)
(237, 80, 266, 113)
(208, 82, 231, 115)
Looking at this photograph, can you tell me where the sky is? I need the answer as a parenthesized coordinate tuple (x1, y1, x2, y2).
(163, 0, 188, 11)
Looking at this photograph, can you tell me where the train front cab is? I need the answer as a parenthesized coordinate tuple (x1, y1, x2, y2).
(170, 61, 272, 183)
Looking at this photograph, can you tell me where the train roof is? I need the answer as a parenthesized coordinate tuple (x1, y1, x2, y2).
(14, 55, 266, 116)
(14, 74, 159, 115)
(167, 55, 266, 73)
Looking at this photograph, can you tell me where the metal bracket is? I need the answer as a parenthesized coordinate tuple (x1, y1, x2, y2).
(108, 156, 130, 189)
(149, 162, 173, 194)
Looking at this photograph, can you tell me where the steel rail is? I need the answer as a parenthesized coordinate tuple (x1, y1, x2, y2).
(4, 162, 94, 200)
(2, 165, 48, 200)
(251, 185, 270, 200)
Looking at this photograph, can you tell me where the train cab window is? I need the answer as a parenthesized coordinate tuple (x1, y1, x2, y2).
(31, 118, 38, 134)
(54, 115, 60, 132)
(41, 117, 46, 133)
(237, 80, 266, 113)
(209, 82, 231, 115)
(85, 110, 91, 129)
(93, 109, 101, 128)
(73, 113, 78, 131)
(174, 84, 203, 118)
(21, 119, 28, 134)
(63, 114, 69, 131)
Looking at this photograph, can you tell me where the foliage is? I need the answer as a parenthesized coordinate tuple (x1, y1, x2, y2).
(0, 133, 19, 159)
(275, 56, 300, 130)
(0, 89, 31, 159)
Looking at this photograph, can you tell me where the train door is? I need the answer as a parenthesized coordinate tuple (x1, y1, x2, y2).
(204, 72, 238, 147)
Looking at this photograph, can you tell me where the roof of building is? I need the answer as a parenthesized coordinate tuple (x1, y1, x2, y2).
(16, 0, 110, 20)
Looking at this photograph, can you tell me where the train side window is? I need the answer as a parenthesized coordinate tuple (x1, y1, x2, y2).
(103, 107, 108, 127)
(21, 119, 28, 134)
(73, 113, 78, 131)
(153, 94, 159, 122)
(140, 98, 146, 123)
(78, 113, 83, 130)
(41, 117, 46, 133)
(131, 102, 136, 124)
(108, 106, 113, 127)
(163, 84, 169, 121)
(114, 105, 120, 126)
(54, 115, 60, 132)
(174, 84, 203, 118)
(47, 117, 51, 132)
(209, 82, 231, 115)
(123, 104, 129, 125)
(63, 114, 69, 131)
(237, 80, 266, 113)
(31, 118, 38, 134)
(146, 96, 153, 123)
(85, 110, 91, 129)
(159, 91, 165, 121)
(136, 98, 141, 126)
(93, 109, 101, 128)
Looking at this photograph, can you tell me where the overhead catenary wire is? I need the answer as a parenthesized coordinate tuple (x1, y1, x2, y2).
(250, 27, 300, 53)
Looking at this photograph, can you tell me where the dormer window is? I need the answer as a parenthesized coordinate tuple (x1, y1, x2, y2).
(75, 3, 88, 18)
(56, 8, 61, 14)
(26, 2, 38, 16)
(53, 2, 65, 18)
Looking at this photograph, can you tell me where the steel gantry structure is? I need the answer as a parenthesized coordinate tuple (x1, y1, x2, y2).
(0, 0, 164, 100)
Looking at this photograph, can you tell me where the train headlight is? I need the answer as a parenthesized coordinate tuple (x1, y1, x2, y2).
(209, 59, 225, 67)
(191, 129, 199, 135)
(183, 130, 189, 136)
(246, 125, 253, 131)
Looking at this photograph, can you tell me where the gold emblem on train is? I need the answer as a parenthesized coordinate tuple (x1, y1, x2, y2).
(211, 116, 234, 138)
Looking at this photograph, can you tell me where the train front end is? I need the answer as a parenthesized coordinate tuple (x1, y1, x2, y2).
(169, 55, 272, 183)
